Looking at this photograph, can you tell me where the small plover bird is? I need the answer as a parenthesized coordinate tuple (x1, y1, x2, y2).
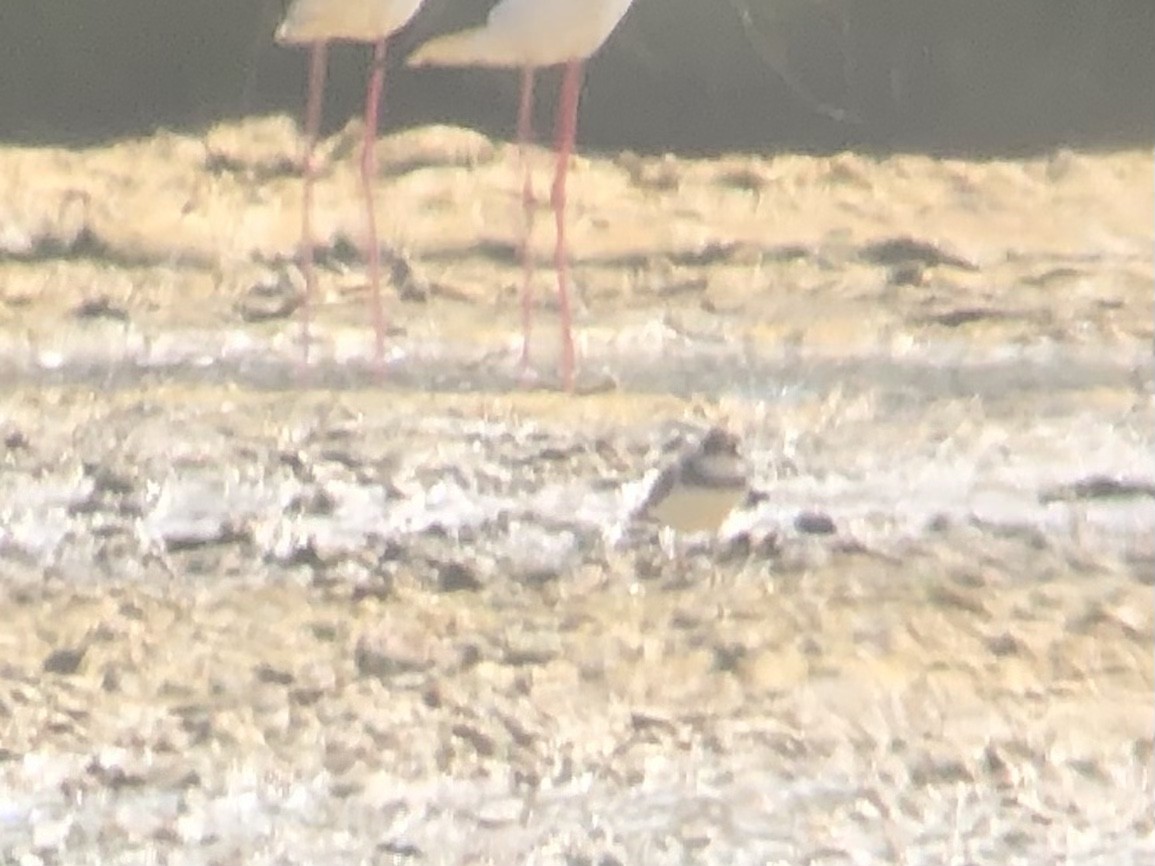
(640, 427, 749, 536)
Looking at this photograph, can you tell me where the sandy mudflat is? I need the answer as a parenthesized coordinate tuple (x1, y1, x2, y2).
(0, 119, 1151, 863)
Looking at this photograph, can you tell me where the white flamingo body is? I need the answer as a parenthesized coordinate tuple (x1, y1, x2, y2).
(409, 0, 639, 389)
(409, 0, 635, 67)
(278, 0, 424, 43)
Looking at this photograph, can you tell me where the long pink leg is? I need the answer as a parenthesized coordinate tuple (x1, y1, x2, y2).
(550, 60, 584, 391)
(299, 42, 328, 366)
(517, 66, 537, 373)
(361, 39, 388, 369)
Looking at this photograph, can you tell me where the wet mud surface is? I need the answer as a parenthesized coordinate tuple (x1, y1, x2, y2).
(0, 120, 1152, 863)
